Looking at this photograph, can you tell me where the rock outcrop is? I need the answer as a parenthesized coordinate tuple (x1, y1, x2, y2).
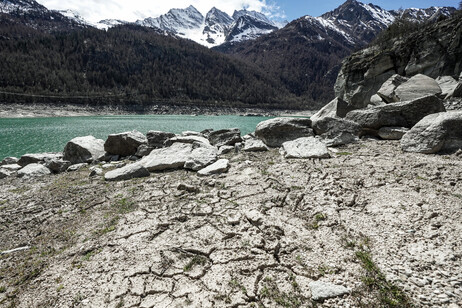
(1, 157, 18, 166)
(255, 117, 313, 147)
(311, 117, 361, 146)
(401, 111, 462, 154)
(345, 95, 445, 131)
(310, 97, 355, 122)
(63, 136, 105, 164)
(104, 130, 147, 156)
(377, 74, 409, 103)
(335, 16, 462, 106)
(197, 159, 230, 176)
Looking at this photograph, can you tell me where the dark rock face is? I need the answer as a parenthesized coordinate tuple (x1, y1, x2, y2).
(146, 131, 176, 149)
(335, 17, 462, 107)
(401, 111, 462, 154)
(345, 95, 445, 130)
(104, 130, 147, 157)
(208, 128, 242, 147)
(255, 117, 313, 147)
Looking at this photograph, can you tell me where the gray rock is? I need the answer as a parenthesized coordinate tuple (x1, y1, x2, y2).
(243, 139, 269, 152)
(177, 183, 200, 193)
(140, 142, 217, 172)
(104, 130, 147, 156)
(184, 144, 219, 171)
(17, 164, 51, 178)
(436, 76, 459, 97)
(89, 166, 103, 177)
(165, 135, 211, 147)
(281, 137, 330, 159)
(63, 136, 105, 164)
(18, 153, 63, 167)
(369, 94, 386, 106)
(0, 168, 12, 179)
(66, 163, 88, 172)
(310, 97, 355, 122)
(448, 82, 462, 98)
(181, 131, 203, 137)
(394, 74, 442, 101)
(377, 74, 409, 103)
(255, 117, 313, 147)
(1, 164, 22, 171)
(197, 159, 230, 176)
(104, 163, 150, 181)
(401, 111, 462, 154)
(309, 281, 350, 301)
(45, 159, 72, 174)
(218, 145, 234, 155)
(1, 157, 18, 166)
(378, 127, 409, 140)
(346, 95, 445, 130)
(207, 128, 242, 148)
(312, 117, 361, 147)
(146, 131, 176, 148)
(135, 144, 154, 157)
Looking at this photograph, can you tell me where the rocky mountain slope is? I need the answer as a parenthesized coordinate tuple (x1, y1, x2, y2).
(216, 0, 456, 106)
(335, 14, 462, 107)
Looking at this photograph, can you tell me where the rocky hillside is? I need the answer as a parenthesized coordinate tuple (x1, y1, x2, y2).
(335, 14, 462, 107)
(215, 0, 456, 106)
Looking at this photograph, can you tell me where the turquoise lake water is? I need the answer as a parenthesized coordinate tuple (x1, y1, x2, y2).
(0, 115, 273, 160)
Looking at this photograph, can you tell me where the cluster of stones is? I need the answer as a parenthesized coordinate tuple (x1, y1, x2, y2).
(314, 73, 462, 154)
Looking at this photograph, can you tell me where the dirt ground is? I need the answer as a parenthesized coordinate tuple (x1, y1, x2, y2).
(0, 139, 461, 308)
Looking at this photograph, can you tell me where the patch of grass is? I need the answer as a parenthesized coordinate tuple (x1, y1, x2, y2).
(452, 193, 462, 199)
(113, 196, 137, 214)
(310, 213, 327, 230)
(183, 255, 207, 272)
(56, 284, 64, 292)
(259, 274, 303, 308)
(9, 187, 29, 194)
(0, 286, 6, 293)
(355, 248, 412, 307)
(95, 216, 119, 236)
(290, 186, 303, 191)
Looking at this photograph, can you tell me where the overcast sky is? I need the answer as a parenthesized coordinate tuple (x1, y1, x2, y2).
(35, 0, 460, 23)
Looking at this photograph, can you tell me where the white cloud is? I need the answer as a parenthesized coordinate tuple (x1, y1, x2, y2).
(36, 0, 279, 23)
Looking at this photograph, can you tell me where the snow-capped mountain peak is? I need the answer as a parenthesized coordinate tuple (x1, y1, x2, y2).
(135, 5, 280, 47)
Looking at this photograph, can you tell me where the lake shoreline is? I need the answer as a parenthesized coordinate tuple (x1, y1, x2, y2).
(0, 103, 316, 118)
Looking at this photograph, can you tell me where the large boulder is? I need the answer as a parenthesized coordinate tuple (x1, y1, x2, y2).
(104, 130, 147, 156)
(345, 95, 445, 131)
(17, 164, 51, 178)
(310, 97, 355, 122)
(146, 131, 176, 148)
(208, 128, 242, 147)
(18, 153, 63, 167)
(447, 82, 462, 99)
(312, 117, 362, 147)
(140, 142, 218, 172)
(63, 136, 105, 164)
(377, 74, 409, 103)
(436, 76, 459, 98)
(281, 137, 330, 159)
(394, 74, 442, 102)
(401, 111, 462, 154)
(255, 117, 313, 147)
(104, 163, 150, 181)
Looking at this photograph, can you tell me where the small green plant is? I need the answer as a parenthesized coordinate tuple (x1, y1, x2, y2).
(0, 286, 6, 293)
(259, 275, 303, 308)
(336, 152, 352, 156)
(56, 284, 64, 292)
(310, 213, 327, 229)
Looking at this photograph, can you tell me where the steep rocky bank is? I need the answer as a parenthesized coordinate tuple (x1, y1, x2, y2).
(1, 139, 461, 307)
